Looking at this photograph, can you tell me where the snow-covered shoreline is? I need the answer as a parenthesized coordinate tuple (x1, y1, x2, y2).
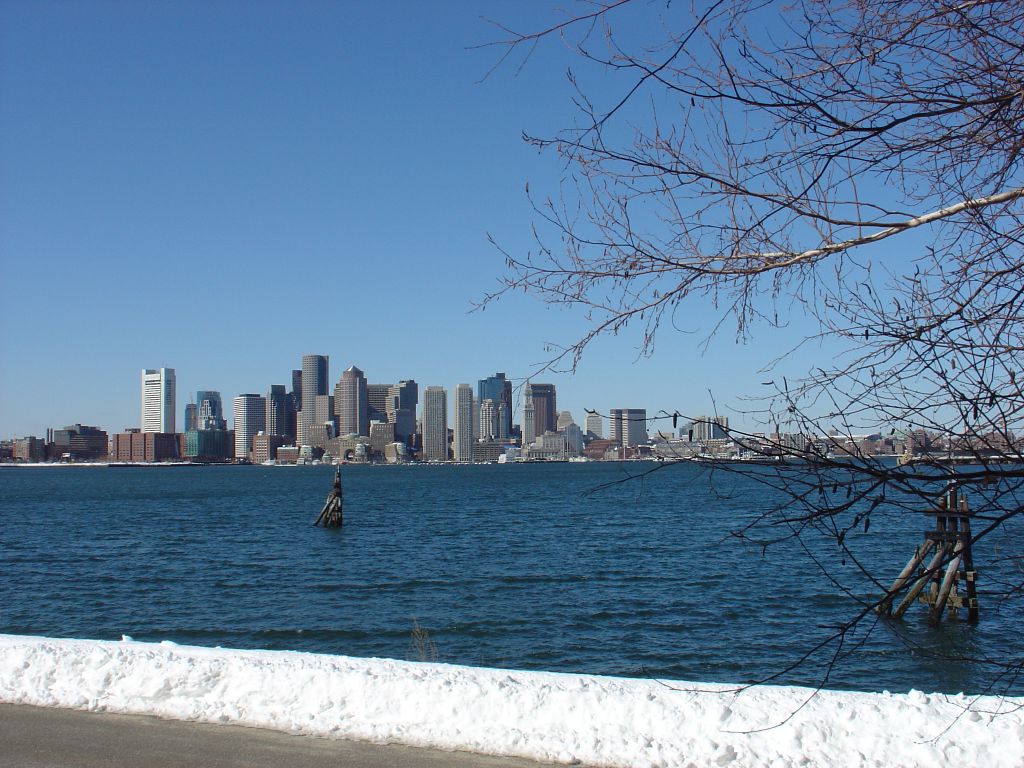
(1, 634, 1019, 767)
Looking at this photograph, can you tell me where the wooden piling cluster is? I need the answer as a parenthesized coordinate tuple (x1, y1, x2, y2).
(878, 484, 978, 624)
(314, 467, 344, 527)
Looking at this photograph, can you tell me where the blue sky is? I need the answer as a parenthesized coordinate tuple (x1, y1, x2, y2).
(0, 1, 838, 438)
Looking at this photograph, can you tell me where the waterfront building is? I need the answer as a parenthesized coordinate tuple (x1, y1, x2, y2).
(527, 430, 566, 460)
(387, 379, 418, 444)
(12, 436, 46, 462)
(527, 383, 557, 437)
(49, 424, 108, 461)
(611, 408, 649, 447)
(252, 433, 284, 464)
(563, 422, 584, 456)
(585, 412, 603, 439)
(367, 383, 392, 423)
(266, 385, 291, 439)
(691, 415, 729, 441)
(196, 391, 227, 431)
(369, 421, 396, 459)
(141, 368, 175, 433)
(276, 446, 300, 464)
(299, 354, 329, 447)
(422, 386, 448, 462)
(477, 373, 513, 438)
(335, 366, 369, 437)
(184, 429, 231, 462)
(112, 430, 179, 462)
(233, 394, 266, 460)
(453, 383, 474, 462)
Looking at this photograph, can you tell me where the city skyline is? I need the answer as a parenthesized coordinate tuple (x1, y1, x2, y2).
(0, 3, 848, 440)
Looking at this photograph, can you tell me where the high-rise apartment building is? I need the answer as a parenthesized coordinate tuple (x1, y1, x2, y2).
(479, 399, 498, 441)
(335, 366, 369, 437)
(299, 355, 328, 446)
(233, 394, 266, 459)
(422, 386, 448, 462)
(266, 385, 290, 439)
(526, 383, 556, 437)
(453, 383, 474, 462)
(141, 368, 175, 433)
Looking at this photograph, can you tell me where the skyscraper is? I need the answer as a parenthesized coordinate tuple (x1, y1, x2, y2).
(585, 412, 603, 438)
(184, 402, 198, 432)
(335, 366, 369, 437)
(233, 394, 266, 459)
(422, 386, 448, 462)
(557, 410, 574, 431)
(266, 384, 290, 438)
(477, 372, 513, 438)
(611, 408, 649, 447)
(196, 391, 226, 431)
(479, 399, 498, 441)
(141, 368, 175, 433)
(526, 383, 556, 437)
(299, 354, 328, 446)
(367, 383, 392, 423)
(453, 383, 474, 462)
(387, 379, 418, 444)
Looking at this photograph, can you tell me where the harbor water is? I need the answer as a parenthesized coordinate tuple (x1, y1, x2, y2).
(1, 462, 1019, 694)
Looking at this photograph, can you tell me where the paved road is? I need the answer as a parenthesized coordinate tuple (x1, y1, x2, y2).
(0, 704, 561, 768)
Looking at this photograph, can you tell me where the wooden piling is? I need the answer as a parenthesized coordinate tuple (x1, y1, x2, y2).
(883, 482, 979, 622)
(314, 467, 344, 527)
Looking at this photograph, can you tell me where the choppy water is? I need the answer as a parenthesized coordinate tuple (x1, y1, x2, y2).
(1, 462, 1019, 694)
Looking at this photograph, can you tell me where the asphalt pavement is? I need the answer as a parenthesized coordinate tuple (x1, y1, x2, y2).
(0, 704, 563, 768)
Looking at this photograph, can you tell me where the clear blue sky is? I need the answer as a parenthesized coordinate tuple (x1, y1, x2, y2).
(0, 1, 837, 438)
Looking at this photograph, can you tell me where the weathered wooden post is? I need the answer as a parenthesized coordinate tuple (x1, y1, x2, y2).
(878, 483, 978, 623)
(314, 466, 344, 527)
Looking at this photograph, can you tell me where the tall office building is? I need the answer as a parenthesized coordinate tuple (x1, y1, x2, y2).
(335, 366, 369, 437)
(233, 394, 266, 459)
(585, 412, 603, 438)
(611, 408, 649, 447)
(141, 368, 175, 433)
(299, 355, 328, 446)
(184, 402, 198, 432)
(477, 373, 513, 439)
(196, 390, 226, 431)
(691, 415, 729, 441)
(266, 385, 290, 438)
(557, 410, 574, 431)
(367, 383, 392, 423)
(453, 384, 474, 462)
(422, 386, 448, 462)
(526, 383, 556, 437)
(387, 379, 418, 444)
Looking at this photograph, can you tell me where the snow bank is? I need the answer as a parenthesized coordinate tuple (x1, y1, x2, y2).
(1, 634, 1020, 767)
